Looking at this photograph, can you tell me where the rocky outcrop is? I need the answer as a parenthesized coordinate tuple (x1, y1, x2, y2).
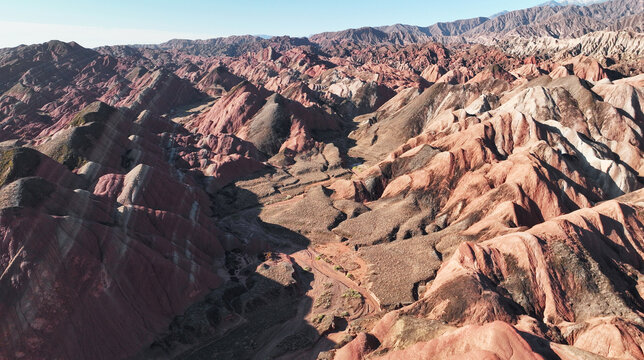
(334, 189, 644, 359)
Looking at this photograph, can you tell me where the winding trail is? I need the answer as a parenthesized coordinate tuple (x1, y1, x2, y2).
(290, 248, 381, 318)
(209, 168, 381, 359)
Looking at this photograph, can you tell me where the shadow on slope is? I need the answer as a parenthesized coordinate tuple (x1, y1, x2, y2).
(140, 186, 341, 360)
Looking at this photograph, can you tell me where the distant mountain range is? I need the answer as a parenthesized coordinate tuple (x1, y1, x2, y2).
(309, 0, 641, 49)
(541, 0, 605, 5)
(139, 0, 641, 57)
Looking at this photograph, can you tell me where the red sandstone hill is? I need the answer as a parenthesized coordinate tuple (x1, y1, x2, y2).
(0, 1, 643, 359)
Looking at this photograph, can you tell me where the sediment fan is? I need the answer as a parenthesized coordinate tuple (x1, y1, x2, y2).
(0, 0, 642, 359)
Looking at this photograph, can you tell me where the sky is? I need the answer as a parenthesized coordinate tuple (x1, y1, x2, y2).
(0, 0, 549, 48)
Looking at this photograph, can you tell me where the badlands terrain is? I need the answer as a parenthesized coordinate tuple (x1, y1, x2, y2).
(0, 0, 643, 359)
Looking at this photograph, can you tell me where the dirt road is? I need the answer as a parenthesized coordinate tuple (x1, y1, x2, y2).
(291, 248, 380, 318)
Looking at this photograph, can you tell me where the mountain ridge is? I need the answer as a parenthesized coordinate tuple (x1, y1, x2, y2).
(121, 0, 642, 59)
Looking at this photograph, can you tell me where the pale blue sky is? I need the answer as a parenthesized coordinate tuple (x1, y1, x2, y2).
(1, 0, 546, 48)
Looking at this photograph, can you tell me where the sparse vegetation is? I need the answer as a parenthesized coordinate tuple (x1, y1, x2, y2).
(314, 290, 333, 309)
(0, 150, 16, 185)
(342, 289, 362, 299)
(0, 148, 41, 186)
(49, 142, 87, 170)
(312, 313, 326, 324)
